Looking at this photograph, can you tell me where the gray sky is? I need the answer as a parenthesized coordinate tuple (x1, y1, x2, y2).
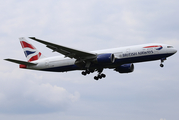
(0, 0, 179, 120)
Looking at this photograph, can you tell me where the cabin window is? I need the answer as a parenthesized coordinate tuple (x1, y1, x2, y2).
(167, 46, 173, 48)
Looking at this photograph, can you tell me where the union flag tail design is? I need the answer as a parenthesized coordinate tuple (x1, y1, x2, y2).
(19, 37, 45, 62)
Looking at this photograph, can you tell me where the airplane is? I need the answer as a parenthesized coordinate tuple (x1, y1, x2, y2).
(4, 37, 177, 80)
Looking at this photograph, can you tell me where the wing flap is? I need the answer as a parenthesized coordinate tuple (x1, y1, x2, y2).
(4, 59, 37, 66)
(29, 37, 96, 60)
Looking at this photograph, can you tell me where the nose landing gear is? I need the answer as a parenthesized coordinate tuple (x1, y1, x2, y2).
(160, 58, 166, 68)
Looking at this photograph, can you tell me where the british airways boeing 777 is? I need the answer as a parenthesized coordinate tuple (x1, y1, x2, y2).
(5, 37, 177, 80)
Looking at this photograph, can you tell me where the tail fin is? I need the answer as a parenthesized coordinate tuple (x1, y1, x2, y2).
(19, 37, 45, 62)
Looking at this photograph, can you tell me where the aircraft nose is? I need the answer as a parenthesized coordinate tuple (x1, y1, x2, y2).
(173, 48, 177, 54)
(170, 48, 177, 55)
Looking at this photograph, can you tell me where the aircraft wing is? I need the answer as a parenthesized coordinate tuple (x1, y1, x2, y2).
(29, 37, 96, 60)
(4, 59, 37, 65)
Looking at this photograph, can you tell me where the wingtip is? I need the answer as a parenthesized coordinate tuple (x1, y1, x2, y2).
(4, 58, 9, 61)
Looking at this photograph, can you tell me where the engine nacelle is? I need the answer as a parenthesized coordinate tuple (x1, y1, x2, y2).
(96, 53, 115, 64)
(115, 63, 134, 73)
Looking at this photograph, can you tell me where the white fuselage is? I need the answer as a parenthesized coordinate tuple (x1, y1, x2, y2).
(25, 43, 177, 72)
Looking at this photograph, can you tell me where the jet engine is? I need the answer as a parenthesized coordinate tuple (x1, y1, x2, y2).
(115, 63, 134, 73)
(96, 53, 115, 64)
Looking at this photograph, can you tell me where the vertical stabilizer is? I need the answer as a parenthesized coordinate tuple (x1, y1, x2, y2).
(19, 37, 45, 62)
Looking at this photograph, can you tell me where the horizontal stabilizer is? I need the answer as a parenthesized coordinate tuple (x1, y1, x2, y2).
(4, 59, 37, 66)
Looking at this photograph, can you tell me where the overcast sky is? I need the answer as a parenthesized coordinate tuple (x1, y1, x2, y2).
(0, 0, 179, 120)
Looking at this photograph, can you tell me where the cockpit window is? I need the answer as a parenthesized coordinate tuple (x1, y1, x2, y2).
(167, 46, 173, 48)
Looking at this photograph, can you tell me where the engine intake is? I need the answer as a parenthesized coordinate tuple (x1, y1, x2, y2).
(115, 63, 134, 73)
(96, 53, 115, 64)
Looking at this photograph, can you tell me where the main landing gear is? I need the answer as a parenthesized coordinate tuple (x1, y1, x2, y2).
(81, 69, 106, 80)
(94, 73, 106, 80)
(81, 70, 91, 75)
(160, 58, 166, 67)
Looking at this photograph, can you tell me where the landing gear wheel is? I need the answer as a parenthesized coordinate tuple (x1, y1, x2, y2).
(160, 64, 164, 67)
(86, 70, 90, 74)
(98, 74, 102, 79)
(82, 71, 87, 76)
(101, 74, 106, 78)
(94, 76, 99, 80)
(82, 70, 91, 76)
(93, 73, 106, 80)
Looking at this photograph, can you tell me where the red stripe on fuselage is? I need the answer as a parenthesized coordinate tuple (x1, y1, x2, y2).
(144, 45, 162, 48)
(28, 52, 41, 62)
(20, 41, 35, 49)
